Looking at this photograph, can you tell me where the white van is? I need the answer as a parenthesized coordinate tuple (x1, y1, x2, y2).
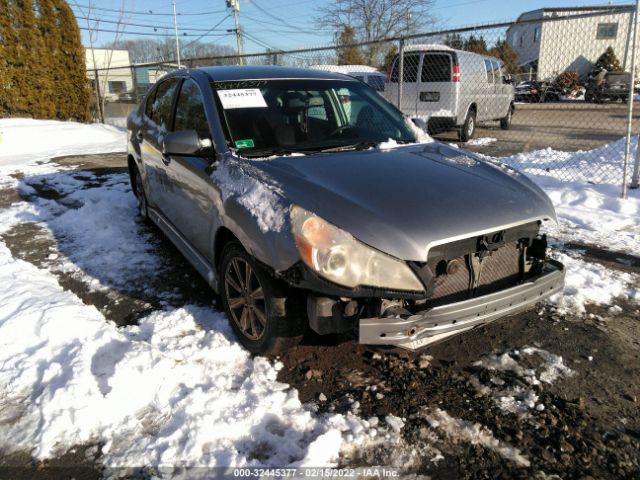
(384, 44, 514, 141)
(310, 65, 386, 92)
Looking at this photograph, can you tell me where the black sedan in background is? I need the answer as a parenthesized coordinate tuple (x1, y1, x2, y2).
(515, 81, 561, 103)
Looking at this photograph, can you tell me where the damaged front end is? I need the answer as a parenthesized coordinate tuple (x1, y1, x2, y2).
(301, 221, 564, 351)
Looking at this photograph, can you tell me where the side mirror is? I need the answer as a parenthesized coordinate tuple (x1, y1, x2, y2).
(163, 130, 212, 156)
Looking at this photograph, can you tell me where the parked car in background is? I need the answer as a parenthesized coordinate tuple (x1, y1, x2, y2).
(585, 71, 631, 102)
(384, 44, 515, 141)
(514, 80, 561, 103)
(127, 65, 564, 355)
(309, 64, 386, 92)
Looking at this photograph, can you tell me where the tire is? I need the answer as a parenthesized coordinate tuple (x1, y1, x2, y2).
(219, 242, 305, 355)
(458, 109, 476, 142)
(584, 92, 593, 103)
(500, 105, 513, 130)
(132, 165, 149, 222)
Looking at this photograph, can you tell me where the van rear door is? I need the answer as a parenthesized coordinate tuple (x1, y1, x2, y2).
(385, 53, 420, 115)
(417, 52, 457, 120)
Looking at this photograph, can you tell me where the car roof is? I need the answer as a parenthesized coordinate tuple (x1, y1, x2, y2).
(190, 65, 355, 82)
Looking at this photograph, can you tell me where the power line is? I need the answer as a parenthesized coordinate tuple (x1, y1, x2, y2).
(72, 3, 228, 16)
(70, 14, 231, 32)
(77, 25, 230, 37)
(181, 15, 232, 50)
(245, 0, 309, 33)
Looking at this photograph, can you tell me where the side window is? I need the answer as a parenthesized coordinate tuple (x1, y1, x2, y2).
(150, 78, 179, 131)
(390, 54, 419, 83)
(144, 86, 157, 118)
(174, 79, 211, 139)
(484, 59, 493, 83)
(491, 60, 501, 83)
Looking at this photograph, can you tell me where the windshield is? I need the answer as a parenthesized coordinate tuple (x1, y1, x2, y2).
(211, 79, 416, 157)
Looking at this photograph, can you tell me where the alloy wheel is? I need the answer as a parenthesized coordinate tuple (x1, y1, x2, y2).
(134, 171, 147, 217)
(224, 257, 267, 341)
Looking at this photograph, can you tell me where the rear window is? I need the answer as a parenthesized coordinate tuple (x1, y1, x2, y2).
(421, 54, 451, 82)
(607, 73, 630, 83)
(390, 54, 419, 83)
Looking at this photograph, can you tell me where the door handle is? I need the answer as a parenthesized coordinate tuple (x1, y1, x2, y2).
(136, 131, 143, 142)
(161, 154, 171, 166)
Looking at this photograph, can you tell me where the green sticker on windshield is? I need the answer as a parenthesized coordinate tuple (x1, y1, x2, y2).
(235, 139, 255, 149)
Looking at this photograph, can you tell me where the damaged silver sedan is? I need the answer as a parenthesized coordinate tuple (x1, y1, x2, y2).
(127, 66, 564, 354)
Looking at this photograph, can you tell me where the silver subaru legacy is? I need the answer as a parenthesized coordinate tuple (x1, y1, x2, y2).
(126, 66, 564, 354)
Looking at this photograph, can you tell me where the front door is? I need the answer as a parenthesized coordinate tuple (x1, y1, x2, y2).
(163, 78, 218, 259)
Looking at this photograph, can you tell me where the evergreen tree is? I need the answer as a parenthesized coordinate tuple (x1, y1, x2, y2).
(337, 26, 364, 65)
(464, 35, 488, 55)
(592, 46, 623, 75)
(55, 0, 91, 121)
(488, 39, 520, 74)
(444, 33, 464, 49)
(0, 0, 90, 120)
(381, 45, 397, 72)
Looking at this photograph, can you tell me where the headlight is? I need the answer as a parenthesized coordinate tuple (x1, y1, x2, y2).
(290, 205, 424, 292)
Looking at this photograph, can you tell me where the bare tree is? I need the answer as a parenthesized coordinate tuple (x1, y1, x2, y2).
(317, 0, 436, 64)
(73, 0, 127, 122)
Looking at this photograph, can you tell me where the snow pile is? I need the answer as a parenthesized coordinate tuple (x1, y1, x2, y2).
(0, 240, 395, 470)
(465, 137, 497, 146)
(424, 408, 530, 467)
(211, 160, 287, 233)
(0, 119, 126, 168)
(0, 170, 171, 298)
(497, 137, 640, 253)
(472, 347, 573, 416)
(550, 251, 639, 314)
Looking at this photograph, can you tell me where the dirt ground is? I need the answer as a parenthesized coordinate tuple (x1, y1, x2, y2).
(0, 152, 638, 479)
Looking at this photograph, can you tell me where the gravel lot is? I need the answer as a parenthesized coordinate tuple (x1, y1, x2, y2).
(435, 101, 640, 157)
(0, 152, 638, 479)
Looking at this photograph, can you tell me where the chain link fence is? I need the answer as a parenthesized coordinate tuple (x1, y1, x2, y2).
(91, 6, 640, 193)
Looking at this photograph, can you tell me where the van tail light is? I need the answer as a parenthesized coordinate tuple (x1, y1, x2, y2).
(452, 64, 460, 82)
(531, 88, 539, 94)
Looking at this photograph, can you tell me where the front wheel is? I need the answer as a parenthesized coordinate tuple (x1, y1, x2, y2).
(219, 242, 305, 355)
(458, 109, 476, 142)
(500, 105, 513, 130)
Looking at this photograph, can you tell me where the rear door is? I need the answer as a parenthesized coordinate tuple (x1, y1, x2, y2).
(141, 77, 180, 211)
(386, 53, 420, 116)
(417, 52, 455, 119)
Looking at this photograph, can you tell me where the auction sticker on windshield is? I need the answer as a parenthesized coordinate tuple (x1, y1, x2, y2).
(217, 89, 267, 109)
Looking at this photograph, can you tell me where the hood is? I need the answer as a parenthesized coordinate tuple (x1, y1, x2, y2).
(246, 143, 556, 261)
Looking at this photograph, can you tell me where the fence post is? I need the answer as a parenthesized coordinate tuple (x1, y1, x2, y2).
(397, 38, 405, 110)
(623, 0, 640, 197)
(93, 69, 104, 124)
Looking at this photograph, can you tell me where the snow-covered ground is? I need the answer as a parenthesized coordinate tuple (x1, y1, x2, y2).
(0, 119, 638, 473)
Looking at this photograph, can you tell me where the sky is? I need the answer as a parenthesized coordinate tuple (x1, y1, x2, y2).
(71, 0, 634, 58)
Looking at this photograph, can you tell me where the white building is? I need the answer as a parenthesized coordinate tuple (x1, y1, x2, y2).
(506, 5, 637, 81)
(85, 48, 134, 100)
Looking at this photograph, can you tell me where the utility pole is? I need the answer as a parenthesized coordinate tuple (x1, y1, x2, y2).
(227, 0, 243, 65)
(172, 0, 181, 68)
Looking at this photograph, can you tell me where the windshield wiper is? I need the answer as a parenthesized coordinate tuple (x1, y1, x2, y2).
(236, 147, 295, 158)
(313, 140, 380, 153)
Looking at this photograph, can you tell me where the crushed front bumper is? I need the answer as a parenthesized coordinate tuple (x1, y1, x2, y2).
(359, 259, 565, 351)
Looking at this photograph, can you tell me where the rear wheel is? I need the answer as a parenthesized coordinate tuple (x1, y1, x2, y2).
(500, 105, 513, 130)
(458, 109, 476, 142)
(219, 242, 304, 355)
(132, 166, 149, 221)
